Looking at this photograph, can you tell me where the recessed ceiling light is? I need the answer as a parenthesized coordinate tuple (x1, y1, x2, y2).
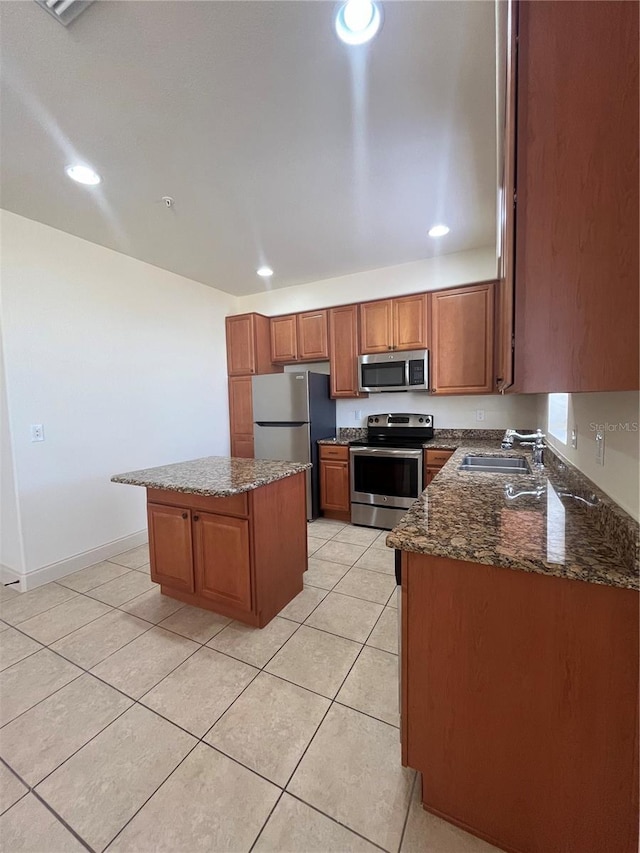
(428, 224, 450, 238)
(65, 164, 101, 186)
(335, 0, 382, 45)
(256, 266, 274, 278)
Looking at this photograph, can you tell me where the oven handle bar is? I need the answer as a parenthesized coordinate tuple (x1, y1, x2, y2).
(349, 447, 423, 459)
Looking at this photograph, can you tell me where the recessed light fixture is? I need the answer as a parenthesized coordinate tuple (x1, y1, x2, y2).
(335, 0, 382, 45)
(428, 224, 450, 238)
(256, 266, 274, 278)
(65, 164, 101, 186)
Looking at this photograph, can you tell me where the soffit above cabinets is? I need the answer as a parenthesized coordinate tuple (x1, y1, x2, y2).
(0, 1, 497, 295)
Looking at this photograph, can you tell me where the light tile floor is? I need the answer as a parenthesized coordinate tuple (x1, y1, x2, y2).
(0, 520, 500, 853)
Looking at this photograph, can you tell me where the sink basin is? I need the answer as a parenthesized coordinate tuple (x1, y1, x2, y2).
(458, 455, 531, 474)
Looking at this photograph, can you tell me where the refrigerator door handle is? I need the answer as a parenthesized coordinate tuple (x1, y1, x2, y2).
(254, 421, 308, 428)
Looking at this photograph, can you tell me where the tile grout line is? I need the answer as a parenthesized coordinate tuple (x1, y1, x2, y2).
(396, 772, 419, 853)
(4, 526, 401, 850)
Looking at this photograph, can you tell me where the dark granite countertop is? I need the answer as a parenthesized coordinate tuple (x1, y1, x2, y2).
(386, 442, 639, 591)
(112, 457, 311, 497)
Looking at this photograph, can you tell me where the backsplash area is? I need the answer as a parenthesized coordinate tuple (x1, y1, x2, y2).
(336, 392, 541, 430)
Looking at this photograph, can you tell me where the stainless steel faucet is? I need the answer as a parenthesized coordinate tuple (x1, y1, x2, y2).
(501, 428, 546, 465)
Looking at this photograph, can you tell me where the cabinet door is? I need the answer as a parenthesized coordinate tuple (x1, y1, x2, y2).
(226, 315, 256, 376)
(431, 284, 495, 395)
(329, 304, 363, 398)
(297, 310, 329, 360)
(393, 294, 428, 351)
(514, 1, 638, 392)
(320, 460, 350, 513)
(231, 435, 254, 458)
(147, 503, 195, 593)
(270, 315, 298, 362)
(193, 512, 252, 612)
(359, 300, 394, 353)
(228, 376, 253, 436)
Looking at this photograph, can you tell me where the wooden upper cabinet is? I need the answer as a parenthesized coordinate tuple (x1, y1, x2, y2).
(270, 315, 298, 362)
(147, 503, 195, 593)
(360, 300, 394, 353)
(329, 304, 363, 398)
(360, 295, 428, 354)
(394, 294, 428, 351)
(430, 283, 495, 395)
(226, 313, 280, 376)
(513, 0, 639, 392)
(297, 310, 329, 360)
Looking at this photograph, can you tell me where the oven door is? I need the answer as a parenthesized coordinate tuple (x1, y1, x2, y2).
(350, 447, 423, 509)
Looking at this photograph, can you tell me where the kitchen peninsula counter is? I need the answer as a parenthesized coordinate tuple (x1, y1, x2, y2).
(112, 457, 310, 627)
(391, 442, 639, 853)
(386, 442, 638, 590)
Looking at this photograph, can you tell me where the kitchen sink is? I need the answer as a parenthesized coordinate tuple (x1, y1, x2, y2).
(458, 455, 531, 474)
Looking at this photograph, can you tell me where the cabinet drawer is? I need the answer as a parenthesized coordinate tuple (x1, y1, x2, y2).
(319, 444, 350, 461)
(425, 449, 455, 467)
(147, 488, 249, 518)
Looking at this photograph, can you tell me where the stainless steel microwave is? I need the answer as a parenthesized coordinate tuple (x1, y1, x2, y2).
(358, 350, 430, 393)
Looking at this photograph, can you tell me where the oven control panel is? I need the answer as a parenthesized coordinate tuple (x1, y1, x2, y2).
(367, 413, 433, 428)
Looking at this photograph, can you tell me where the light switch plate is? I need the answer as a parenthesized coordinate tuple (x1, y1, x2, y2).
(571, 427, 578, 449)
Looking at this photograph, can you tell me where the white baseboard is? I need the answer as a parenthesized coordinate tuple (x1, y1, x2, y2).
(3, 531, 148, 592)
(0, 564, 24, 592)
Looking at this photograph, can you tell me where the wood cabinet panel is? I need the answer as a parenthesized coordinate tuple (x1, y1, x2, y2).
(147, 488, 248, 517)
(513, 1, 639, 392)
(147, 503, 195, 593)
(226, 313, 279, 376)
(430, 284, 495, 394)
(425, 449, 454, 467)
(228, 377, 253, 436)
(193, 512, 252, 613)
(394, 294, 428, 351)
(270, 315, 298, 362)
(403, 552, 639, 853)
(231, 435, 254, 459)
(359, 300, 394, 353)
(297, 310, 329, 361)
(320, 460, 350, 513)
(319, 444, 349, 461)
(328, 304, 363, 398)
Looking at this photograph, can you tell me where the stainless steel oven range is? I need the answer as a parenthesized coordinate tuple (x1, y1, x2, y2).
(349, 413, 434, 529)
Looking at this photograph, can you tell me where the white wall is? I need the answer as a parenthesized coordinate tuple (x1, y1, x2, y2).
(1, 210, 237, 586)
(0, 321, 24, 575)
(337, 391, 540, 430)
(236, 246, 497, 315)
(538, 391, 640, 521)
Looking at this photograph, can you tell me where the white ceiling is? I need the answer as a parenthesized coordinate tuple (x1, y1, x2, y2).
(0, 1, 497, 296)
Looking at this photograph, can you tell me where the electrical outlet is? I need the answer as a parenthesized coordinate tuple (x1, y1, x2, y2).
(30, 424, 44, 442)
(595, 430, 604, 465)
(354, 410, 362, 421)
(571, 427, 578, 449)
(475, 409, 485, 422)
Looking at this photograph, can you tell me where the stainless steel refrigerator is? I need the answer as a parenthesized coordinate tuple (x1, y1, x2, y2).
(252, 372, 336, 521)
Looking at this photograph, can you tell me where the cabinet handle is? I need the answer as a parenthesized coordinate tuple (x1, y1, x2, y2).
(193, 514, 200, 521)
(181, 512, 188, 520)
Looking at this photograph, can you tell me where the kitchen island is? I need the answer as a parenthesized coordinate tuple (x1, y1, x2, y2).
(387, 444, 639, 853)
(112, 457, 310, 627)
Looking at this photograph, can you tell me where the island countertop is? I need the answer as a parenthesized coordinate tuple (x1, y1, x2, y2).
(386, 442, 639, 591)
(111, 456, 311, 497)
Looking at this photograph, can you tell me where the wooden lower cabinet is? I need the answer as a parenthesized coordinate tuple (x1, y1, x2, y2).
(401, 551, 639, 853)
(319, 444, 350, 521)
(424, 449, 454, 486)
(194, 512, 251, 613)
(148, 503, 195, 593)
(145, 472, 307, 627)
